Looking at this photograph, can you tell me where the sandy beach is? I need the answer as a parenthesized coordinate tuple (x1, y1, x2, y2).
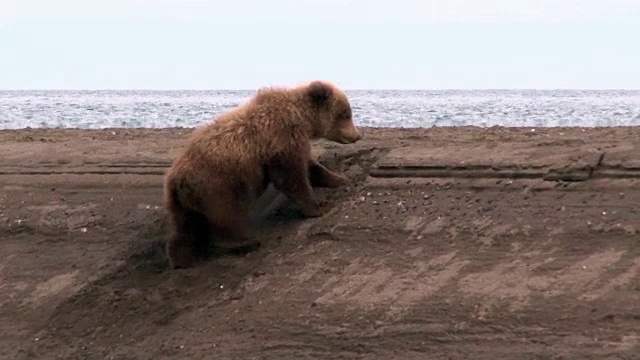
(1, 125, 639, 360)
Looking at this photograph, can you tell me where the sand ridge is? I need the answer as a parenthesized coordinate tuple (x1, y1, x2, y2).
(0, 126, 639, 359)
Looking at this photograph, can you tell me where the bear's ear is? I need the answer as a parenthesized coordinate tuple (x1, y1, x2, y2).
(307, 81, 333, 107)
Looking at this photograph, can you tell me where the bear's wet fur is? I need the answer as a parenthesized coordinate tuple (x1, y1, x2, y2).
(163, 80, 362, 269)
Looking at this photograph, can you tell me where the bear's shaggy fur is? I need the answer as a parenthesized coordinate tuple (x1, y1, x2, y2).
(163, 80, 362, 269)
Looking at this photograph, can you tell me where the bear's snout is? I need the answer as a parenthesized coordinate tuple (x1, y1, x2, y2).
(341, 125, 363, 144)
(325, 122, 362, 144)
(350, 130, 363, 142)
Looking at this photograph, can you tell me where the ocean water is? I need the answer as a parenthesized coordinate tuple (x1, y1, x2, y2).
(1, 89, 640, 130)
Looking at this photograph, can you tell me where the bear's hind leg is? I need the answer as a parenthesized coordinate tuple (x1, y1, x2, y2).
(166, 208, 210, 269)
(203, 197, 261, 256)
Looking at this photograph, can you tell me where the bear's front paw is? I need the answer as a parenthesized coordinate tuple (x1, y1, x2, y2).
(315, 172, 351, 188)
(332, 173, 351, 187)
(214, 239, 262, 256)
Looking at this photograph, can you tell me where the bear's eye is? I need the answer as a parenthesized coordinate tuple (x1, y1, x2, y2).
(339, 108, 352, 120)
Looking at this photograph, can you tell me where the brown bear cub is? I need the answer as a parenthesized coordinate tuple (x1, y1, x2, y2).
(163, 80, 362, 269)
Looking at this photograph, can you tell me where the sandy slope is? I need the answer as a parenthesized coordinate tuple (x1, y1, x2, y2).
(0, 126, 639, 360)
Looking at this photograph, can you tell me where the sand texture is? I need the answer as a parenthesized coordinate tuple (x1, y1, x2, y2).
(1, 126, 639, 360)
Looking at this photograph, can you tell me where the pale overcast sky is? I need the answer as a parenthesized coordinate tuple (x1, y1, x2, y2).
(1, 0, 639, 90)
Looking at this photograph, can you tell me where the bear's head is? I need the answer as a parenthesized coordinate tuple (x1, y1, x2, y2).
(305, 81, 362, 144)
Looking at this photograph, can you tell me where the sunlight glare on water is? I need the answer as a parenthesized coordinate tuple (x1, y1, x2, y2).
(1, 89, 640, 129)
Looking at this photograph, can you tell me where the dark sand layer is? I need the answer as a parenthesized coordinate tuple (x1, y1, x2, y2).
(1, 126, 639, 360)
